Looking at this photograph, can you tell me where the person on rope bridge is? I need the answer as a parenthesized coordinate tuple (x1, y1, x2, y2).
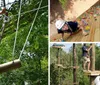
(55, 19, 89, 41)
(82, 44, 92, 72)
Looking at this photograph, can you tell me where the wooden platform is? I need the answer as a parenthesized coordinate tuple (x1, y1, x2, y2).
(83, 70, 100, 76)
(52, 46, 65, 48)
(50, 1, 100, 42)
(52, 44, 65, 48)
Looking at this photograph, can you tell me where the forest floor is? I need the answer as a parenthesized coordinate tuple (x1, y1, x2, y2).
(50, 0, 100, 42)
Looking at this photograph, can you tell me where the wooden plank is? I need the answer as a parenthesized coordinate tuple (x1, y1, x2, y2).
(84, 70, 100, 76)
(0, 59, 21, 73)
(56, 64, 66, 69)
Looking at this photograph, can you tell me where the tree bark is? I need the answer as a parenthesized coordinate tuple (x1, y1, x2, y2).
(90, 44, 95, 85)
(73, 43, 77, 85)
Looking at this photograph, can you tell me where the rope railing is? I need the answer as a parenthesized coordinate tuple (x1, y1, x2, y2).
(12, 0, 22, 59)
(19, 0, 43, 59)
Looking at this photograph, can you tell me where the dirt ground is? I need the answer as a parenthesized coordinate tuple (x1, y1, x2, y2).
(50, 0, 100, 42)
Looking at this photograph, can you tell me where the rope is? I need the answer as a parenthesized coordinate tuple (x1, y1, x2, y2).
(0, 22, 5, 41)
(12, 0, 22, 59)
(19, 0, 43, 59)
(11, 5, 48, 18)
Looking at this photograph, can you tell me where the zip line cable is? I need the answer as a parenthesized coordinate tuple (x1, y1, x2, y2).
(12, 0, 22, 59)
(19, 0, 43, 59)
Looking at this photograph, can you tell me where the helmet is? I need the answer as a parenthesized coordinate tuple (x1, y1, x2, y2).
(55, 20, 65, 30)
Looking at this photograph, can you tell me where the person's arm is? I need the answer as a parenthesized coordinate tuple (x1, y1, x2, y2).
(61, 32, 64, 41)
(88, 45, 93, 51)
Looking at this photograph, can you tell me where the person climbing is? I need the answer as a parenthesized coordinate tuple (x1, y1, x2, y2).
(55, 19, 89, 41)
(0, 7, 6, 15)
(82, 44, 92, 71)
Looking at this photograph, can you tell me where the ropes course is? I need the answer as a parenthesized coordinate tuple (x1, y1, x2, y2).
(52, 43, 100, 85)
(0, 0, 45, 73)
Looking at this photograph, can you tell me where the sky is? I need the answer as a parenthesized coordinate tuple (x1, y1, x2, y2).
(50, 43, 73, 53)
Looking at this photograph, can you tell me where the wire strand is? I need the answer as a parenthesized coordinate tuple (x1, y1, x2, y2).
(12, 0, 22, 58)
(10, 5, 48, 18)
(19, 0, 43, 59)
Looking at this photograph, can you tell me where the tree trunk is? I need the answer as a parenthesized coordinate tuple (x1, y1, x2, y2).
(73, 43, 77, 85)
(90, 44, 95, 85)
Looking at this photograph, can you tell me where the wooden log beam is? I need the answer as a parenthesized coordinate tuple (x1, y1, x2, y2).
(84, 70, 100, 76)
(92, 44, 95, 71)
(90, 44, 95, 85)
(73, 44, 77, 85)
(0, 59, 21, 73)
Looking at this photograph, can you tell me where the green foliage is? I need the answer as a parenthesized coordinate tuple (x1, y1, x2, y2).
(50, 47, 73, 85)
(95, 45, 100, 70)
(59, 0, 67, 9)
(0, 0, 48, 85)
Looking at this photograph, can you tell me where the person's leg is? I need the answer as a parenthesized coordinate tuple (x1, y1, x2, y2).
(83, 61, 87, 70)
(87, 56, 90, 71)
(87, 61, 90, 71)
(83, 57, 87, 70)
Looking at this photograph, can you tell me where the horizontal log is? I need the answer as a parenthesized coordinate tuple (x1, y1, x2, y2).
(0, 59, 21, 73)
(83, 70, 100, 76)
(56, 64, 66, 69)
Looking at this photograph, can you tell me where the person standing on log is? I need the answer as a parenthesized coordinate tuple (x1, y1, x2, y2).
(82, 44, 92, 71)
